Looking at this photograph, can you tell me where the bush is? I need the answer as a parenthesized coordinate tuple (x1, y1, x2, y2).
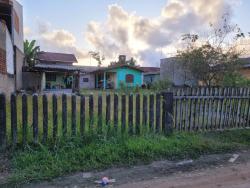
(150, 79, 172, 91)
(222, 72, 250, 87)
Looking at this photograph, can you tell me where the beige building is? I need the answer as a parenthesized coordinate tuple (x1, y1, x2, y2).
(0, 0, 24, 94)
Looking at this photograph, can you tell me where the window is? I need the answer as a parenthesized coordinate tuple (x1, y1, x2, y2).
(126, 74, 134, 83)
(82, 78, 89, 82)
(46, 73, 56, 82)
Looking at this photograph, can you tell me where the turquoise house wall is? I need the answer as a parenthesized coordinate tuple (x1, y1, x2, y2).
(107, 67, 143, 89)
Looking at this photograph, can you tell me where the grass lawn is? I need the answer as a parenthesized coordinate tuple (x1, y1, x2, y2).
(5, 128, 250, 186)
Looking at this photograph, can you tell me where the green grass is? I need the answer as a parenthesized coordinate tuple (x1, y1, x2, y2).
(6, 129, 250, 186)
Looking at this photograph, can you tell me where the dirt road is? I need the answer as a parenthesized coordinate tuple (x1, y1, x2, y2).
(22, 150, 250, 188)
(117, 162, 250, 188)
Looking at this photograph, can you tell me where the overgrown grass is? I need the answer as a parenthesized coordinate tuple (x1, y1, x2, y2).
(6, 129, 250, 186)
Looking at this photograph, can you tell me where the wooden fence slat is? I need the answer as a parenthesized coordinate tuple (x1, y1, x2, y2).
(121, 95, 126, 133)
(89, 94, 94, 130)
(164, 92, 174, 135)
(106, 94, 111, 126)
(149, 94, 154, 131)
(22, 94, 28, 145)
(128, 94, 133, 135)
(142, 95, 148, 126)
(71, 95, 76, 136)
(114, 94, 118, 131)
(62, 94, 67, 136)
(52, 94, 58, 139)
(98, 94, 102, 134)
(80, 95, 85, 136)
(155, 93, 161, 133)
(135, 94, 140, 135)
(42, 94, 48, 143)
(32, 94, 38, 144)
(11, 93, 17, 146)
(0, 94, 6, 149)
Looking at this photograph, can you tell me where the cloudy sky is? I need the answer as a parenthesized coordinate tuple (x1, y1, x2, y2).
(18, 0, 250, 66)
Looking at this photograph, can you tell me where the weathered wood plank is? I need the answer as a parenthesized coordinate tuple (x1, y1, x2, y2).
(128, 94, 133, 135)
(114, 94, 118, 131)
(135, 94, 140, 135)
(0, 94, 6, 148)
(80, 95, 85, 136)
(33, 94, 39, 144)
(149, 94, 154, 131)
(42, 94, 48, 143)
(11, 93, 17, 146)
(62, 94, 67, 136)
(71, 95, 76, 136)
(22, 94, 28, 145)
(121, 95, 126, 133)
(52, 94, 58, 139)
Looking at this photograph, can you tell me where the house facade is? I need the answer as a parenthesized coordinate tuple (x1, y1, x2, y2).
(23, 52, 79, 92)
(92, 64, 144, 89)
(0, 0, 24, 94)
(141, 67, 160, 85)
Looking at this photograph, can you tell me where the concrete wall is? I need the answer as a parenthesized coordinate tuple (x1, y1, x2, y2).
(79, 73, 95, 89)
(15, 47, 24, 90)
(0, 74, 15, 94)
(22, 72, 42, 91)
(160, 57, 197, 86)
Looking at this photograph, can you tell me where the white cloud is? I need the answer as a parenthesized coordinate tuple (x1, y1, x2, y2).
(85, 0, 238, 66)
(24, 0, 240, 66)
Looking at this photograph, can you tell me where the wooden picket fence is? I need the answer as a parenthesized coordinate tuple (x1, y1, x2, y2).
(0, 87, 249, 149)
(0, 92, 173, 149)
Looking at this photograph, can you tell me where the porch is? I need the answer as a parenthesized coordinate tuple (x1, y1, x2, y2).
(95, 71, 117, 89)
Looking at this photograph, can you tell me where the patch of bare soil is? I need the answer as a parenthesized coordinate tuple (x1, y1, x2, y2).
(0, 153, 10, 185)
(23, 150, 250, 188)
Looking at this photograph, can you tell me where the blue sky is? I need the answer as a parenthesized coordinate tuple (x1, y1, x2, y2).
(18, 0, 250, 66)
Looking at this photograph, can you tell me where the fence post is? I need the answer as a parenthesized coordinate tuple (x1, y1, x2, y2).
(0, 93, 6, 149)
(106, 94, 111, 126)
(98, 94, 102, 134)
(142, 95, 148, 127)
(22, 94, 28, 145)
(80, 95, 85, 136)
(114, 93, 118, 131)
(121, 95, 126, 133)
(42, 94, 48, 143)
(89, 94, 94, 130)
(149, 94, 154, 131)
(11, 93, 17, 147)
(128, 94, 133, 135)
(72, 95, 76, 136)
(155, 93, 161, 133)
(52, 94, 58, 139)
(135, 94, 140, 135)
(62, 94, 67, 136)
(162, 92, 174, 135)
(33, 94, 39, 144)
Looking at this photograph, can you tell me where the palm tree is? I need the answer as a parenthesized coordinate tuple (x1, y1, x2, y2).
(24, 40, 40, 67)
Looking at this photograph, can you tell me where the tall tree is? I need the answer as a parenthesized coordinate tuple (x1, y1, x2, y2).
(177, 15, 245, 86)
(24, 40, 40, 67)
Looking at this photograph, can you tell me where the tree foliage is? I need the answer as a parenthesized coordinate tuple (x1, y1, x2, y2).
(177, 15, 246, 86)
(89, 51, 105, 67)
(24, 40, 40, 67)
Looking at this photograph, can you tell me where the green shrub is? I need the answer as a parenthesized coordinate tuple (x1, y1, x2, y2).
(150, 79, 172, 91)
(222, 72, 250, 87)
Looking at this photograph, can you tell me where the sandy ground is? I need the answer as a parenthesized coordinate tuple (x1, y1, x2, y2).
(21, 150, 250, 188)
